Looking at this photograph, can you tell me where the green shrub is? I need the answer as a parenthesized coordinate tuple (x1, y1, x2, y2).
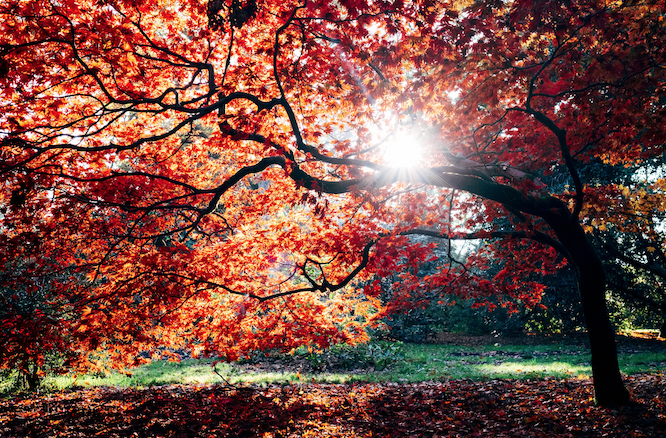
(298, 341, 406, 371)
(376, 296, 530, 341)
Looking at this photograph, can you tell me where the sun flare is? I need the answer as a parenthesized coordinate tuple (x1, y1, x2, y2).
(382, 129, 424, 168)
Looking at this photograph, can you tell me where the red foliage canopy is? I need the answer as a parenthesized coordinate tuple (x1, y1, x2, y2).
(1, 0, 664, 404)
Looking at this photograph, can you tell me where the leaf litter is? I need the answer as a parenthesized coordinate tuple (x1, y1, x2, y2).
(1, 374, 664, 437)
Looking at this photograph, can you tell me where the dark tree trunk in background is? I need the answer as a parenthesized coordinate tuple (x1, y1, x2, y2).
(420, 169, 632, 404)
(547, 211, 631, 406)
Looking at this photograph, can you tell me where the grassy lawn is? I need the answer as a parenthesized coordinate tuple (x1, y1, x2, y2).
(387, 343, 665, 381)
(9, 338, 663, 393)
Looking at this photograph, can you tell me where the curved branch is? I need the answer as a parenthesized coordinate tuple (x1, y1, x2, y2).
(217, 121, 382, 170)
(512, 106, 583, 220)
(156, 239, 377, 302)
(400, 228, 571, 261)
(599, 234, 666, 280)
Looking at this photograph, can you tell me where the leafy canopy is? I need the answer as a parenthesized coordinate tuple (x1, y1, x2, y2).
(1, 0, 665, 377)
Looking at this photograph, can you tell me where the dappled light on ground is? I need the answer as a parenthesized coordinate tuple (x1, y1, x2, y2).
(476, 361, 591, 380)
(622, 330, 664, 341)
(1, 375, 664, 437)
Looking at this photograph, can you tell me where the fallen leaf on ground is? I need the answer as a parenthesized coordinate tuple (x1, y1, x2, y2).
(1, 374, 664, 437)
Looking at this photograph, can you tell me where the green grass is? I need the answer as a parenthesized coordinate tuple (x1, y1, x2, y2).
(385, 344, 595, 382)
(4, 342, 665, 393)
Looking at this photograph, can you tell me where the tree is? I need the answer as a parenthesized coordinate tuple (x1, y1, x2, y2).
(0, 258, 76, 390)
(1, 0, 664, 405)
(584, 157, 666, 335)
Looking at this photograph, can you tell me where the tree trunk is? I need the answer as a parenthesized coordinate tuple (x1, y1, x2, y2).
(414, 166, 631, 404)
(547, 214, 631, 406)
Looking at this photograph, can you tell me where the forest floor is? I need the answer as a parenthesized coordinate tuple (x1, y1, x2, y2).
(1, 333, 664, 437)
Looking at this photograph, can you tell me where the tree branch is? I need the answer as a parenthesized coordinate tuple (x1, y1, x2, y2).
(400, 228, 570, 261)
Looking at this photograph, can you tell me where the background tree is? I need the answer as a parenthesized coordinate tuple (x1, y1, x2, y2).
(584, 156, 666, 335)
(1, 0, 665, 405)
(0, 258, 76, 390)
